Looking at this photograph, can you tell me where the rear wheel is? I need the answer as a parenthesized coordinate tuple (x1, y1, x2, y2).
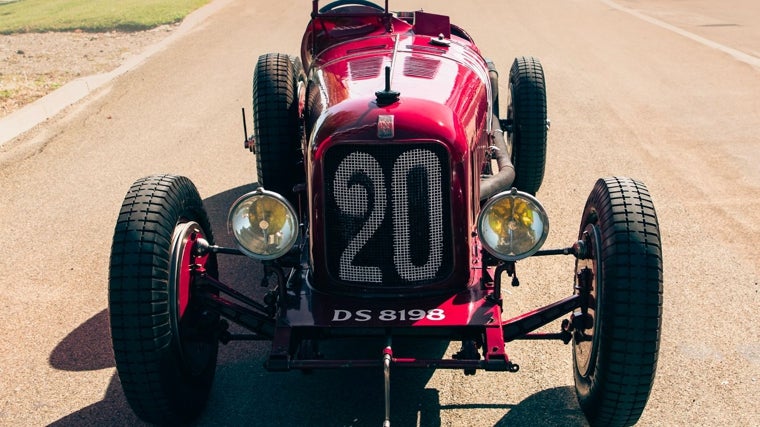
(506, 56, 547, 195)
(573, 177, 662, 426)
(252, 53, 306, 207)
(109, 175, 219, 424)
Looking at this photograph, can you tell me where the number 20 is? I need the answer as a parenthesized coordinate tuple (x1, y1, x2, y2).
(334, 150, 444, 283)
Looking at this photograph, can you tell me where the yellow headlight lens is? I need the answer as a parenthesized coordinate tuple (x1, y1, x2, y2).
(228, 188, 299, 260)
(478, 189, 549, 261)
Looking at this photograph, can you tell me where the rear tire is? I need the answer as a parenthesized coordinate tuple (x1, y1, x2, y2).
(573, 177, 662, 426)
(506, 56, 547, 195)
(252, 53, 306, 207)
(109, 175, 219, 424)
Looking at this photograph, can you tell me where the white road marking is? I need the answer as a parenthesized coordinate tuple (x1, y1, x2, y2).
(602, 0, 760, 68)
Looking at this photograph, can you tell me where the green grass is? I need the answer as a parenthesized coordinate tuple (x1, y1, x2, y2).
(0, 0, 210, 34)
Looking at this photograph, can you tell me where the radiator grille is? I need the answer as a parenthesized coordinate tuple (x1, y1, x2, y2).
(323, 143, 453, 287)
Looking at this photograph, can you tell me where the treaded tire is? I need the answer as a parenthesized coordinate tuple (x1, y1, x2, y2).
(507, 56, 547, 195)
(109, 174, 219, 425)
(573, 177, 663, 427)
(252, 53, 305, 207)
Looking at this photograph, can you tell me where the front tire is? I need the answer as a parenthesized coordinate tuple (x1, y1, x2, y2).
(573, 177, 663, 426)
(109, 175, 219, 424)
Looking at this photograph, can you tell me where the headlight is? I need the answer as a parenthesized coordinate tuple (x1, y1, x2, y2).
(477, 188, 549, 261)
(228, 188, 299, 260)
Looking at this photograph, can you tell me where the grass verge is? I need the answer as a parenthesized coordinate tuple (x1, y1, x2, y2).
(0, 0, 210, 34)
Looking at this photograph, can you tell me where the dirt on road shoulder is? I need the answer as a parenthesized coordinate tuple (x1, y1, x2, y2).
(0, 25, 178, 119)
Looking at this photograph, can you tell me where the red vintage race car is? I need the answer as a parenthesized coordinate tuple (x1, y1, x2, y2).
(109, 1, 663, 426)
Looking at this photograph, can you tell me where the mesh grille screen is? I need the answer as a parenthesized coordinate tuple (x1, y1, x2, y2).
(324, 143, 453, 287)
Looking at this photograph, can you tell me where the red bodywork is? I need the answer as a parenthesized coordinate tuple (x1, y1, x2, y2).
(303, 9, 491, 296)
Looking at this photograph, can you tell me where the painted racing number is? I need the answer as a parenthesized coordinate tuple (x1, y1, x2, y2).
(331, 148, 445, 283)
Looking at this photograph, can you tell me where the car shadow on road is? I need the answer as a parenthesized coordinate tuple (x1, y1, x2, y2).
(49, 309, 113, 372)
(48, 184, 589, 426)
(493, 386, 588, 427)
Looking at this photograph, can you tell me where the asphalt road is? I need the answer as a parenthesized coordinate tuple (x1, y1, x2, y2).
(1, 0, 758, 425)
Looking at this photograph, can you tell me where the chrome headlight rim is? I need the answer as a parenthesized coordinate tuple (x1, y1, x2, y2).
(227, 187, 299, 260)
(477, 188, 549, 262)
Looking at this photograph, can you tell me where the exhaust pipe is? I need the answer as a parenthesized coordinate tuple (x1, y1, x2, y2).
(480, 60, 513, 200)
(480, 117, 515, 201)
(486, 59, 499, 116)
